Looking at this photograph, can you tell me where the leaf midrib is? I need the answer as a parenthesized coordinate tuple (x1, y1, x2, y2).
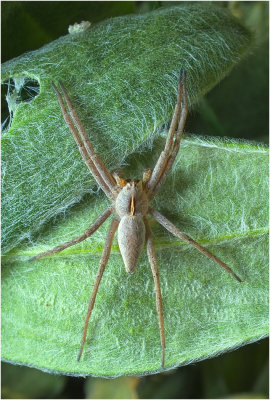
(3, 227, 267, 261)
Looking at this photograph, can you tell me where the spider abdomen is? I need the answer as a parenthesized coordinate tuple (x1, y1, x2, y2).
(118, 216, 145, 274)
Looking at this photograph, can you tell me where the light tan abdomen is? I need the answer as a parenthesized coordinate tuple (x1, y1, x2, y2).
(118, 216, 145, 274)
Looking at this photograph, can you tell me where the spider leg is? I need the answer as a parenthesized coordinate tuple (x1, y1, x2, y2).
(52, 83, 114, 200)
(147, 69, 188, 199)
(77, 217, 119, 361)
(150, 209, 242, 283)
(29, 206, 114, 262)
(144, 217, 165, 368)
(58, 81, 116, 191)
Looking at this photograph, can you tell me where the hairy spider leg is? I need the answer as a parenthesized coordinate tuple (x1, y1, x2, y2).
(29, 206, 114, 261)
(144, 217, 165, 368)
(51, 83, 114, 200)
(153, 72, 188, 196)
(147, 69, 188, 198)
(58, 81, 116, 192)
(78, 217, 119, 361)
(150, 209, 242, 282)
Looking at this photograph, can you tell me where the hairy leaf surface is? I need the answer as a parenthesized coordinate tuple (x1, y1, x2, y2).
(2, 136, 268, 376)
(1, 5, 252, 252)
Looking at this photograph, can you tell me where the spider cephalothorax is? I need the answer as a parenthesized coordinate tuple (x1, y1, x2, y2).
(115, 179, 149, 273)
(30, 70, 242, 368)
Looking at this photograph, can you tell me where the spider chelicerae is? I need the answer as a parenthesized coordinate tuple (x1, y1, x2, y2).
(30, 70, 242, 368)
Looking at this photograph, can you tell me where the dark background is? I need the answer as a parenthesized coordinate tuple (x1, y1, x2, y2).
(1, 1, 268, 399)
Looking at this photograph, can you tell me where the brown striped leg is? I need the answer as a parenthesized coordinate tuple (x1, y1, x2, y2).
(58, 81, 116, 191)
(52, 82, 114, 199)
(29, 206, 114, 262)
(147, 69, 188, 199)
(151, 73, 188, 197)
(77, 217, 119, 361)
(144, 217, 166, 368)
(150, 209, 242, 282)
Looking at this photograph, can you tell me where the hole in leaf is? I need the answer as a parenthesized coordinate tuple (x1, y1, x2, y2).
(1, 77, 40, 132)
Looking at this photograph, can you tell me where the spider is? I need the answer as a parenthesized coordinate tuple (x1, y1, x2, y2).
(30, 70, 242, 368)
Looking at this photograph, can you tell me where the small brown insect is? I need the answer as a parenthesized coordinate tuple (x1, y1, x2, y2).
(30, 70, 242, 368)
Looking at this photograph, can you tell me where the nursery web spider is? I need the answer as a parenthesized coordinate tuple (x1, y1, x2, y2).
(30, 70, 242, 368)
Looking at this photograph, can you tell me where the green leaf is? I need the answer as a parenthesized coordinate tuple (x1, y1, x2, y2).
(1, 5, 252, 253)
(2, 136, 268, 376)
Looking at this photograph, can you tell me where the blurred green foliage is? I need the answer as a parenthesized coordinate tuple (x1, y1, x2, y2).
(187, 1, 269, 143)
(1, 363, 65, 399)
(1, 1, 268, 399)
